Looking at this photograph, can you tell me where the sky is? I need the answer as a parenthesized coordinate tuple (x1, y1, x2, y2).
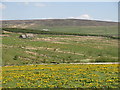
(0, 2, 118, 22)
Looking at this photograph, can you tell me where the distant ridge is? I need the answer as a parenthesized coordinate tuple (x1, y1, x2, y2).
(1, 19, 117, 28)
(0, 18, 118, 22)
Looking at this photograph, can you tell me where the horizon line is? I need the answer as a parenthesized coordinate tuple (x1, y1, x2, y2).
(0, 18, 118, 23)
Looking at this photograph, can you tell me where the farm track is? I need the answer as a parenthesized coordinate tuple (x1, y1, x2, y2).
(68, 62, 120, 64)
(25, 46, 84, 56)
(3, 45, 85, 56)
(2, 62, 120, 67)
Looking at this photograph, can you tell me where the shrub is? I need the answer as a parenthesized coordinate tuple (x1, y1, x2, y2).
(13, 55, 18, 60)
(95, 56, 118, 62)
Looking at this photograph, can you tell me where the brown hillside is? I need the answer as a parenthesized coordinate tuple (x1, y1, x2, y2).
(1, 19, 117, 28)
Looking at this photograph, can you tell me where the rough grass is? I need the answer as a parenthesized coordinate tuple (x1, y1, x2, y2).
(2, 26, 119, 39)
(30, 26, 118, 36)
(2, 32, 118, 66)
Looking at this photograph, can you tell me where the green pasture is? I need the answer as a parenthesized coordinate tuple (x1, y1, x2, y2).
(30, 26, 118, 36)
(2, 32, 118, 66)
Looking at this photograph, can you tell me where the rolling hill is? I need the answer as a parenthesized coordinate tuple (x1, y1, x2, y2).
(1, 19, 117, 28)
(1, 20, 119, 89)
(1, 19, 118, 38)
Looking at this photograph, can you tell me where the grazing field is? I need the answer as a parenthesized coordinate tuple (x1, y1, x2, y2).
(2, 64, 119, 88)
(29, 26, 118, 37)
(2, 19, 118, 38)
(2, 26, 119, 39)
(1, 19, 119, 89)
(2, 31, 118, 66)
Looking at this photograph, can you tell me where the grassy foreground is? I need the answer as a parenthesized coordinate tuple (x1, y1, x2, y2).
(2, 64, 119, 88)
(2, 32, 118, 66)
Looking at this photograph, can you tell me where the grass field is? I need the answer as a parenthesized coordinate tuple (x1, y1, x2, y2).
(2, 19, 118, 37)
(2, 64, 119, 88)
(2, 31, 118, 66)
(1, 24, 119, 89)
(3, 26, 118, 39)
(29, 26, 118, 37)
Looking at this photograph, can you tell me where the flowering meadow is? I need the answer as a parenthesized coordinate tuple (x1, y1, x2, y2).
(2, 64, 119, 88)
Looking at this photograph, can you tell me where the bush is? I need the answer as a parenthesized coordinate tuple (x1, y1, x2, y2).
(95, 56, 118, 62)
(13, 55, 18, 60)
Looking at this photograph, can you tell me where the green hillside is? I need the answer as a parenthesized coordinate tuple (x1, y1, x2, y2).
(2, 32, 118, 66)
(1, 19, 119, 66)
(1, 19, 118, 38)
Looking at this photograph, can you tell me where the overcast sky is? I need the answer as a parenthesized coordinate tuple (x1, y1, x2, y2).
(0, 2, 118, 22)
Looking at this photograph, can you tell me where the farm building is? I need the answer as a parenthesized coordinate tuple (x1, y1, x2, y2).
(19, 35, 27, 39)
(42, 29, 49, 31)
(19, 34, 34, 39)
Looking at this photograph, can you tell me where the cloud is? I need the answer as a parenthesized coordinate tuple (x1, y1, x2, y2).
(76, 14, 92, 19)
(102, 19, 114, 22)
(34, 3, 46, 7)
(23, 2, 46, 7)
(24, 2, 29, 5)
(0, 3, 6, 9)
(67, 17, 75, 19)
(67, 14, 92, 20)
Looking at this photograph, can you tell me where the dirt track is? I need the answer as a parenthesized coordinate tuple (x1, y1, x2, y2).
(67, 62, 120, 64)
(2, 62, 120, 67)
